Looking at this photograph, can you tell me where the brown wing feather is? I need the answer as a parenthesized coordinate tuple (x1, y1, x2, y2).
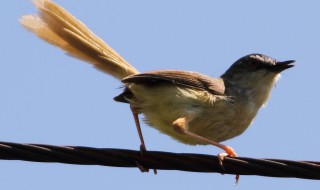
(122, 70, 225, 95)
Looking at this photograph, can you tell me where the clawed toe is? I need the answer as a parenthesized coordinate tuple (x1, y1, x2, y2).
(217, 147, 239, 185)
(137, 144, 157, 174)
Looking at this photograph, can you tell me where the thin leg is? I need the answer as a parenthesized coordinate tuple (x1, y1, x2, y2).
(130, 105, 147, 154)
(173, 117, 239, 184)
(130, 105, 157, 174)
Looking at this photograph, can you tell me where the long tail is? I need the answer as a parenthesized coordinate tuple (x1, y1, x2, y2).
(20, 0, 139, 80)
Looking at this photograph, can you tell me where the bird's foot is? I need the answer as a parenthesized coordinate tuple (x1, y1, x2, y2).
(136, 144, 157, 174)
(217, 146, 239, 185)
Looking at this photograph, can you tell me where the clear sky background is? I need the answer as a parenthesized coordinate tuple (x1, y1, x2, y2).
(1, 1, 319, 189)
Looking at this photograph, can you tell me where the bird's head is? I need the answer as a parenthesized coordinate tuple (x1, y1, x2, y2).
(221, 54, 294, 106)
(222, 54, 294, 87)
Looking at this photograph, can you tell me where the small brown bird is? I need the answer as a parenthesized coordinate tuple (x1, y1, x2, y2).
(20, 0, 294, 181)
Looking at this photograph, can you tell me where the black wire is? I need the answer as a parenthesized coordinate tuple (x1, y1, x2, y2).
(0, 141, 319, 180)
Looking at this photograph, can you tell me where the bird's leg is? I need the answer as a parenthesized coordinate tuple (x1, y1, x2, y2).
(130, 105, 147, 154)
(130, 105, 157, 174)
(172, 118, 237, 157)
(172, 117, 239, 184)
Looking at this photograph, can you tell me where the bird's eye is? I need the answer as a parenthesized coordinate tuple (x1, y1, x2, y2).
(249, 60, 259, 70)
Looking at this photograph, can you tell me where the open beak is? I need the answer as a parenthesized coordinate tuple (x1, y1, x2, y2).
(267, 60, 295, 72)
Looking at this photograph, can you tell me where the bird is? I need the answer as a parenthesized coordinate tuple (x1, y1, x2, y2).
(20, 0, 294, 181)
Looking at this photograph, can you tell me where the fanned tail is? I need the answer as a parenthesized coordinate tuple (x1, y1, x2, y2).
(20, 0, 138, 80)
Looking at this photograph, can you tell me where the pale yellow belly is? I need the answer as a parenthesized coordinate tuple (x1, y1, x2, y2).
(128, 83, 258, 145)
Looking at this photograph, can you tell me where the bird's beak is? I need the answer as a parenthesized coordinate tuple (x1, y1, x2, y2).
(267, 60, 295, 72)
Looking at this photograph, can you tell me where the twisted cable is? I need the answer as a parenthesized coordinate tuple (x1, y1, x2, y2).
(0, 141, 319, 180)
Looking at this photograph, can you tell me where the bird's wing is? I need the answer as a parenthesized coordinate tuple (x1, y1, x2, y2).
(122, 70, 225, 95)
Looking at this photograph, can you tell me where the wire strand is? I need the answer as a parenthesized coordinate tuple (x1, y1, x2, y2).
(0, 141, 319, 180)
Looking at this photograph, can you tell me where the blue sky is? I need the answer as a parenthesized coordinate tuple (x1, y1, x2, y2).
(1, 1, 319, 189)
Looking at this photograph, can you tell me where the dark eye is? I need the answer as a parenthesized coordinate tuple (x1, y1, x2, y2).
(248, 60, 260, 70)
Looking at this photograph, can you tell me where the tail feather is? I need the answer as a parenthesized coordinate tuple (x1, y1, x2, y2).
(20, 0, 138, 80)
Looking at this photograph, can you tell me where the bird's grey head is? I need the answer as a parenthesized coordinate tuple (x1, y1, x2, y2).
(221, 54, 295, 107)
(221, 54, 294, 86)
